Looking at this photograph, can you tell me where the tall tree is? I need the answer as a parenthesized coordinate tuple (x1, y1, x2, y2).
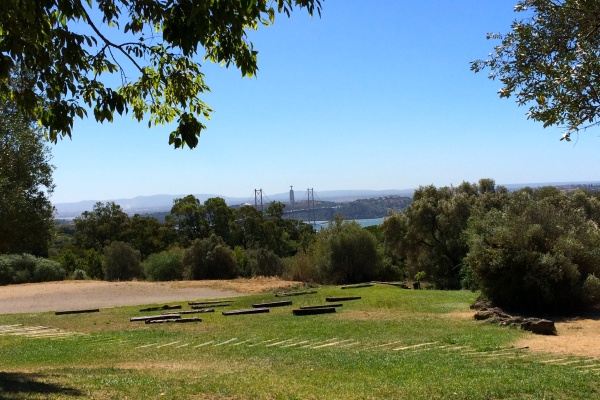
(167, 195, 208, 246)
(0, 0, 321, 148)
(74, 201, 130, 250)
(0, 99, 55, 256)
(472, 1, 600, 141)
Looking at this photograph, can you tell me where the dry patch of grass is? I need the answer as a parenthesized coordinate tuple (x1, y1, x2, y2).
(178, 277, 304, 294)
(515, 318, 600, 358)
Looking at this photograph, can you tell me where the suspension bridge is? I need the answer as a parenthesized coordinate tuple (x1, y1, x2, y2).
(252, 187, 337, 225)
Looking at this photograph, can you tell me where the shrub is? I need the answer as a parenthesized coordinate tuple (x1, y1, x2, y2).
(32, 258, 66, 282)
(7, 254, 37, 283)
(465, 192, 600, 312)
(144, 249, 184, 281)
(183, 235, 237, 280)
(103, 241, 143, 281)
(312, 218, 382, 284)
(71, 269, 88, 280)
(282, 251, 320, 283)
(583, 274, 600, 306)
(0, 256, 14, 285)
(246, 248, 283, 277)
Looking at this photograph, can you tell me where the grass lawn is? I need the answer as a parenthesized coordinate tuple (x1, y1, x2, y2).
(1, 284, 598, 399)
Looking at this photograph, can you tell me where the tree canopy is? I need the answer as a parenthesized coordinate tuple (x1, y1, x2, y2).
(0, 0, 322, 148)
(471, 0, 600, 141)
(0, 98, 55, 256)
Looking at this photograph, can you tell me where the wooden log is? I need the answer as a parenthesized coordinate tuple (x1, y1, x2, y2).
(372, 281, 410, 288)
(191, 304, 230, 309)
(299, 304, 343, 309)
(139, 305, 182, 312)
(325, 296, 361, 302)
(177, 309, 215, 314)
(251, 300, 292, 308)
(55, 309, 100, 315)
(130, 313, 181, 322)
(188, 300, 234, 306)
(293, 307, 336, 316)
(145, 317, 202, 324)
(275, 290, 318, 297)
(340, 283, 374, 289)
(222, 308, 270, 316)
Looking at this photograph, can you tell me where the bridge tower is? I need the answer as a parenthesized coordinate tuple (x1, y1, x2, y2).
(307, 188, 316, 225)
(254, 189, 263, 212)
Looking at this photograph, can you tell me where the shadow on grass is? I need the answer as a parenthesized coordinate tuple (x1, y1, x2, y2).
(0, 372, 83, 399)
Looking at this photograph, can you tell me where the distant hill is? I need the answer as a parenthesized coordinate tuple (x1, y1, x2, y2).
(53, 189, 416, 219)
(53, 181, 600, 219)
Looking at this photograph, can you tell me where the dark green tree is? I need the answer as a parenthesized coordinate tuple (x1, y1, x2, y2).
(74, 201, 130, 250)
(0, 0, 321, 148)
(183, 234, 237, 280)
(125, 214, 177, 259)
(472, 0, 600, 141)
(312, 215, 382, 284)
(0, 99, 55, 256)
(103, 241, 143, 281)
(204, 197, 234, 245)
(167, 195, 208, 246)
(465, 190, 600, 312)
(382, 179, 508, 289)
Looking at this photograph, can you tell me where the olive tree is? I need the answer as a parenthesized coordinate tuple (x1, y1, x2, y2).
(472, 0, 600, 141)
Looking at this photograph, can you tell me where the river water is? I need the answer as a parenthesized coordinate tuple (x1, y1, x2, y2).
(311, 217, 385, 230)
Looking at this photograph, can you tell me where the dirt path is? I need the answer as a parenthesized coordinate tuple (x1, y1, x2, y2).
(0, 278, 301, 315)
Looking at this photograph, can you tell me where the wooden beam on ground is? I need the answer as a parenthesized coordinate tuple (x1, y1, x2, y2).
(299, 304, 343, 309)
(177, 309, 215, 314)
(251, 300, 292, 308)
(145, 317, 202, 324)
(326, 296, 361, 302)
(191, 304, 229, 309)
(139, 305, 182, 312)
(130, 314, 181, 322)
(341, 283, 374, 289)
(188, 300, 234, 306)
(275, 290, 317, 297)
(222, 308, 270, 316)
(293, 307, 336, 316)
(55, 309, 100, 315)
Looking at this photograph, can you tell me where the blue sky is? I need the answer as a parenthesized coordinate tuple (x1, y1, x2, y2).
(50, 1, 599, 204)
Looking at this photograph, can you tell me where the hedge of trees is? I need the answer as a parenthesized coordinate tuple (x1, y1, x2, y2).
(382, 179, 600, 313)
(0, 195, 393, 287)
(4, 179, 600, 314)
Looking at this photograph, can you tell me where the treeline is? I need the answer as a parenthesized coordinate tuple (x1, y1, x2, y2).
(1, 194, 403, 287)
(381, 179, 600, 313)
(3, 178, 600, 314)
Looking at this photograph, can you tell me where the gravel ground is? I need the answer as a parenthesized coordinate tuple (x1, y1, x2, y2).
(0, 278, 299, 314)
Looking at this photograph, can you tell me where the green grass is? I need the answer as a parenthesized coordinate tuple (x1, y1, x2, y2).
(1, 285, 598, 399)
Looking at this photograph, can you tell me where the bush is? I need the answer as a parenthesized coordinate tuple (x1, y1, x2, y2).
(465, 192, 600, 312)
(183, 235, 237, 280)
(144, 249, 184, 281)
(0, 256, 14, 285)
(282, 251, 320, 283)
(32, 258, 66, 282)
(246, 248, 283, 277)
(7, 254, 37, 283)
(312, 218, 382, 284)
(71, 269, 88, 280)
(103, 241, 143, 281)
(583, 274, 600, 306)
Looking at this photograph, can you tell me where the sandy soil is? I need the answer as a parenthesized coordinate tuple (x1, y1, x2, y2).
(515, 316, 600, 358)
(0, 278, 302, 315)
